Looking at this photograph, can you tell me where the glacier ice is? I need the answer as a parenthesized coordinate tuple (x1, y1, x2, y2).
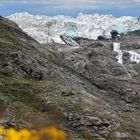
(7, 12, 140, 44)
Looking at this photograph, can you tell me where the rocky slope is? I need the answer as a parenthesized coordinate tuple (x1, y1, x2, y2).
(8, 12, 140, 44)
(0, 16, 140, 140)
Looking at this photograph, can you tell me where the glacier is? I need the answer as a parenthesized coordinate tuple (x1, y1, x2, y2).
(7, 12, 140, 44)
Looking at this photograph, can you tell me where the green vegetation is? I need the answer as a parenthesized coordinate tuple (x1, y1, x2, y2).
(0, 67, 13, 77)
(0, 28, 18, 43)
(8, 101, 33, 119)
(0, 17, 45, 123)
(0, 74, 46, 119)
(1, 76, 41, 105)
(73, 103, 83, 114)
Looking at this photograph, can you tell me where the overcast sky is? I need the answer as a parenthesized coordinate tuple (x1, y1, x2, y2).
(0, 0, 140, 17)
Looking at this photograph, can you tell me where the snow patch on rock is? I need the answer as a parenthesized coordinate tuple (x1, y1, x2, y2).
(128, 51, 140, 63)
(113, 43, 140, 64)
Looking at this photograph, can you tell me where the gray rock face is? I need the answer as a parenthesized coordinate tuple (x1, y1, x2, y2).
(40, 31, 140, 139)
(0, 17, 140, 140)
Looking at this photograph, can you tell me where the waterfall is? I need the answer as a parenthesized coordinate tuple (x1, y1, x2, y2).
(113, 42, 123, 64)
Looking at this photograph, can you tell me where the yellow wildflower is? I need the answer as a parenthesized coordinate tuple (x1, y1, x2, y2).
(0, 126, 4, 136)
(0, 126, 67, 140)
(5, 128, 20, 140)
(18, 129, 31, 140)
(39, 127, 67, 140)
(30, 130, 39, 140)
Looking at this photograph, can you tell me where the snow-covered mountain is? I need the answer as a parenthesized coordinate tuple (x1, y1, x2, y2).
(8, 12, 140, 44)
